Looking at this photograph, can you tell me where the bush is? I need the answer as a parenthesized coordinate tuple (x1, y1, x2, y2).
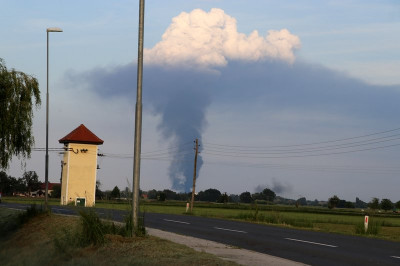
(354, 219, 381, 235)
(0, 204, 47, 238)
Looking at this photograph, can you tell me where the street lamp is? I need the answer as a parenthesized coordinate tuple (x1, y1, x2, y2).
(45, 27, 63, 210)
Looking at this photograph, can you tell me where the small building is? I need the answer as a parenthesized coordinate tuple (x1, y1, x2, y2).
(59, 124, 103, 206)
(31, 182, 60, 197)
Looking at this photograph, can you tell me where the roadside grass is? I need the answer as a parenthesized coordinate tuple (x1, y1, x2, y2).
(0, 207, 236, 266)
(4, 197, 400, 241)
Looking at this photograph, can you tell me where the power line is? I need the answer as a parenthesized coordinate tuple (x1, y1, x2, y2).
(202, 127, 400, 149)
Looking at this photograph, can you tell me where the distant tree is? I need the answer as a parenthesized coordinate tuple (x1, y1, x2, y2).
(163, 189, 178, 200)
(355, 197, 368, 209)
(120, 186, 131, 198)
(0, 58, 41, 169)
(95, 180, 104, 200)
(368, 197, 380, 211)
(240, 192, 253, 203)
(396, 201, 400, 210)
(262, 188, 276, 202)
(229, 194, 240, 203)
(157, 191, 166, 201)
(147, 189, 158, 200)
(197, 188, 221, 202)
(110, 186, 121, 199)
(22, 171, 41, 196)
(217, 192, 229, 203)
(0, 171, 12, 195)
(328, 195, 340, 209)
(380, 199, 393, 212)
(50, 184, 61, 198)
(296, 197, 307, 206)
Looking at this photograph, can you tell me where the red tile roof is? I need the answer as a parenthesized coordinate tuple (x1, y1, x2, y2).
(40, 183, 60, 190)
(59, 124, 104, 145)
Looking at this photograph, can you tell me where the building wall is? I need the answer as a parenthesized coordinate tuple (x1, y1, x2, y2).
(60, 143, 98, 206)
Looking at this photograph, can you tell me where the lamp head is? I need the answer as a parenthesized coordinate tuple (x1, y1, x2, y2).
(47, 27, 63, 33)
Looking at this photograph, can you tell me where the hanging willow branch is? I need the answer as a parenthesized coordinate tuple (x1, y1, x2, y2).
(0, 58, 41, 169)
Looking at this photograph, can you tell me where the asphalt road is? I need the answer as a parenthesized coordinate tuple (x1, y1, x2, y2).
(2, 202, 400, 265)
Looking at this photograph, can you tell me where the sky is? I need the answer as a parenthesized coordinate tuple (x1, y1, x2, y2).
(1, 0, 400, 202)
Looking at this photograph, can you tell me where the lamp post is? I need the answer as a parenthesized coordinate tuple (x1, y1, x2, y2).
(45, 27, 63, 211)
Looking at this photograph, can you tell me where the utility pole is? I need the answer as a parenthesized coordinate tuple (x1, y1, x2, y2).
(190, 138, 199, 212)
(132, 0, 145, 236)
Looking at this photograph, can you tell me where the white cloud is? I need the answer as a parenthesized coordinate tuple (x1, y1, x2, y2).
(144, 8, 301, 69)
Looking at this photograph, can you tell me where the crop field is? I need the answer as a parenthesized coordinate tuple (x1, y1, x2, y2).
(3, 196, 400, 241)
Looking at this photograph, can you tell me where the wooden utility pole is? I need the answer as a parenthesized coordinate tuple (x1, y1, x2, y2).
(190, 138, 199, 212)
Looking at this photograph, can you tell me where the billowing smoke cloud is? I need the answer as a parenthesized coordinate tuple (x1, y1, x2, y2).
(145, 8, 301, 69)
(65, 8, 400, 194)
(254, 179, 293, 195)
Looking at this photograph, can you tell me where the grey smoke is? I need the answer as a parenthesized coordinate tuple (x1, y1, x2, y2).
(66, 60, 400, 193)
(67, 64, 215, 192)
(254, 178, 293, 195)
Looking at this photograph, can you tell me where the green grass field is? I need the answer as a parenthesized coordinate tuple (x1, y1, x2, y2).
(3, 196, 400, 241)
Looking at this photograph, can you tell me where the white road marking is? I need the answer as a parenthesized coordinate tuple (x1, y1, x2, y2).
(163, 219, 190, 225)
(391, 256, 400, 259)
(285, 238, 338, 248)
(214, 227, 247, 234)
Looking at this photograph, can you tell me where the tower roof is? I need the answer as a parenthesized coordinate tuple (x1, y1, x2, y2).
(59, 124, 104, 145)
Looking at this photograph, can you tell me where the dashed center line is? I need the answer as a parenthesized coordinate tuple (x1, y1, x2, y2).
(285, 238, 337, 248)
(391, 256, 400, 259)
(163, 219, 190, 225)
(214, 227, 247, 234)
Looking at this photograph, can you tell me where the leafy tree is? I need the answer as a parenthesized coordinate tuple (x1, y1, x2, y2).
(296, 197, 307, 206)
(157, 191, 166, 201)
(380, 199, 393, 212)
(163, 189, 178, 200)
(50, 184, 61, 198)
(396, 201, 400, 210)
(0, 171, 12, 195)
(110, 186, 121, 199)
(368, 197, 380, 211)
(355, 197, 368, 209)
(197, 188, 221, 202)
(95, 180, 104, 200)
(262, 188, 276, 202)
(147, 189, 158, 200)
(252, 188, 276, 202)
(328, 195, 340, 209)
(0, 59, 40, 169)
(218, 192, 229, 203)
(229, 194, 240, 203)
(240, 192, 253, 203)
(22, 171, 41, 196)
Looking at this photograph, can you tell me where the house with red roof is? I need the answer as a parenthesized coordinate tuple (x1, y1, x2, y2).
(59, 124, 103, 207)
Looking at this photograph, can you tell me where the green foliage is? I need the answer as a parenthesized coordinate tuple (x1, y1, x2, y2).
(110, 186, 121, 199)
(368, 197, 380, 211)
(197, 188, 222, 202)
(355, 219, 381, 235)
(50, 184, 61, 198)
(0, 204, 46, 238)
(396, 201, 400, 210)
(78, 208, 106, 246)
(380, 199, 393, 212)
(252, 188, 276, 202)
(328, 195, 340, 209)
(239, 191, 253, 203)
(0, 58, 40, 169)
(22, 171, 41, 195)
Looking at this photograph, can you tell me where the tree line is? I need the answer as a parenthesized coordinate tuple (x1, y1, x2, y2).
(0, 171, 59, 197)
